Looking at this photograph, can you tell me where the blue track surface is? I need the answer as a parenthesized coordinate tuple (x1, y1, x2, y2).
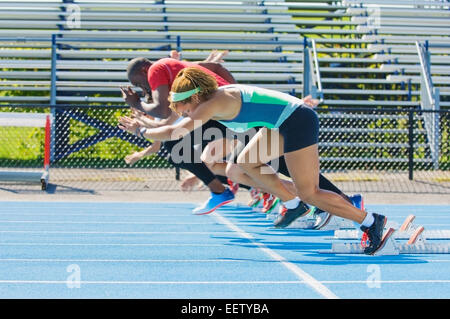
(0, 201, 449, 299)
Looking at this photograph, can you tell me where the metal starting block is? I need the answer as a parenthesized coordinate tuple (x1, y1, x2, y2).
(334, 215, 450, 240)
(267, 208, 360, 230)
(287, 215, 355, 230)
(270, 207, 398, 231)
(322, 215, 450, 255)
(265, 202, 282, 221)
(321, 215, 399, 232)
(286, 217, 317, 229)
(265, 204, 320, 229)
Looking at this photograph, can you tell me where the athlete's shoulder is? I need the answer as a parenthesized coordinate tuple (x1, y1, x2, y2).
(215, 85, 242, 104)
(151, 57, 177, 68)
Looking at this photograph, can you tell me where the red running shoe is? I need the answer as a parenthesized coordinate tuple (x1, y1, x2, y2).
(227, 178, 239, 195)
(261, 194, 280, 214)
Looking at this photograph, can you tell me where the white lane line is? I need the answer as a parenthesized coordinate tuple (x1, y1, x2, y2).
(0, 243, 224, 247)
(1, 280, 447, 285)
(1, 243, 449, 264)
(0, 204, 226, 209)
(0, 231, 230, 234)
(0, 258, 246, 263)
(0, 280, 302, 285)
(0, 213, 189, 217)
(0, 208, 195, 214)
(321, 280, 450, 284)
(211, 211, 339, 299)
(0, 280, 450, 285)
(0, 221, 216, 225)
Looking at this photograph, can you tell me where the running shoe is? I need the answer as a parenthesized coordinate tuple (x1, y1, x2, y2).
(311, 207, 333, 230)
(247, 188, 262, 207)
(278, 204, 287, 216)
(360, 213, 392, 255)
(350, 194, 364, 210)
(227, 178, 239, 195)
(261, 194, 280, 214)
(192, 188, 235, 215)
(274, 201, 310, 228)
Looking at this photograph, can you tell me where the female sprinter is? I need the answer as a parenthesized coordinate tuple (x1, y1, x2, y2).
(118, 67, 392, 255)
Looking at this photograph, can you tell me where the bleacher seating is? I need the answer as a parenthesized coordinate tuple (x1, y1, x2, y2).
(2, 0, 447, 108)
(279, 0, 449, 169)
(281, 0, 450, 110)
(0, 0, 305, 104)
(0, 0, 448, 171)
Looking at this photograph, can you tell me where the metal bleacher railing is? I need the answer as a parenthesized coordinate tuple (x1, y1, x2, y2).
(0, 36, 304, 104)
(46, 35, 304, 166)
(0, 0, 449, 193)
(416, 41, 448, 170)
(0, 0, 305, 190)
(0, 33, 306, 191)
(303, 38, 324, 102)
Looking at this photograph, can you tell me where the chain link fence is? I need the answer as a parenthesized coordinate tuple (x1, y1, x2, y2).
(317, 108, 449, 194)
(0, 105, 448, 193)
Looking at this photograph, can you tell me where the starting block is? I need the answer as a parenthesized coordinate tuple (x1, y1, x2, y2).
(321, 215, 399, 232)
(252, 197, 265, 212)
(322, 215, 450, 255)
(268, 207, 360, 230)
(334, 215, 450, 240)
(315, 216, 355, 231)
(264, 203, 319, 229)
(287, 215, 355, 230)
(276, 208, 397, 231)
(286, 217, 317, 229)
(265, 201, 282, 221)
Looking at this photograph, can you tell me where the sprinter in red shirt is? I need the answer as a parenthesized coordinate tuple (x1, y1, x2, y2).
(121, 54, 237, 214)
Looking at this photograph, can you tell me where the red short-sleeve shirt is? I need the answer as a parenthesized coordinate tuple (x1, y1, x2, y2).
(147, 58, 229, 91)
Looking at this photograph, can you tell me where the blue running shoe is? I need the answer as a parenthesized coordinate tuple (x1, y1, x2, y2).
(350, 194, 364, 210)
(192, 188, 235, 215)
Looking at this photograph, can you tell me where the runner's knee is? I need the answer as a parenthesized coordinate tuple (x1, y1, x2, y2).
(297, 186, 320, 205)
(236, 153, 258, 171)
(225, 163, 242, 181)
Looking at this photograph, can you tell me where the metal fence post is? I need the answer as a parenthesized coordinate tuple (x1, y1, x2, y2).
(302, 38, 311, 97)
(176, 35, 181, 57)
(50, 34, 57, 164)
(408, 109, 414, 180)
(50, 34, 70, 164)
(433, 87, 441, 170)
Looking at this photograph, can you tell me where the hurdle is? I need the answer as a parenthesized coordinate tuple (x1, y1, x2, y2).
(0, 112, 51, 190)
(321, 215, 450, 255)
